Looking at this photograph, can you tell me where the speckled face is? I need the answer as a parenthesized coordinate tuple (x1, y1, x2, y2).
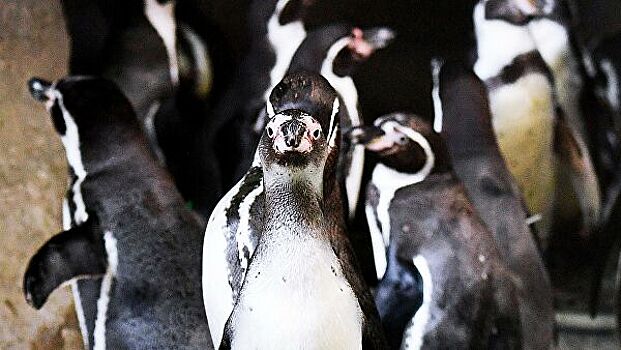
(266, 111, 323, 154)
(260, 109, 329, 169)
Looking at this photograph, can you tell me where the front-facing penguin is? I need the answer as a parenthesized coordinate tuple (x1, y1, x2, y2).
(350, 113, 522, 349)
(218, 72, 387, 349)
(24, 77, 212, 349)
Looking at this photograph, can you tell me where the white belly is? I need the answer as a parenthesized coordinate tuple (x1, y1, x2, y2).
(489, 73, 556, 223)
(230, 239, 363, 350)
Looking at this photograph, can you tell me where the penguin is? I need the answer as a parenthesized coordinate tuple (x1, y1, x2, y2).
(205, 0, 314, 187)
(496, 0, 605, 232)
(349, 113, 522, 349)
(60, 0, 231, 216)
(439, 63, 555, 350)
(287, 24, 395, 219)
(24, 76, 212, 349)
(473, 0, 601, 247)
(201, 27, 394, 345)
(218, 71, 387, 350)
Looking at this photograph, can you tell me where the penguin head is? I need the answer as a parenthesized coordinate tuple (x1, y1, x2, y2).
(260, 72, 341, 174)
(484, 0, 552, 24)
(289, 24, 395, 77)
(28, 76, 141, 166)
(349, 113, 451, 175)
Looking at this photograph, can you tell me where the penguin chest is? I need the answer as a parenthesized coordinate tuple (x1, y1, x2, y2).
(230, 239, 363, 350)
(489, 73, 556, 219)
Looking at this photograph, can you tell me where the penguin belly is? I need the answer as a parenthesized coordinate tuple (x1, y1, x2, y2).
(489, 73, 556, 236)
(229, 238, 363, 350)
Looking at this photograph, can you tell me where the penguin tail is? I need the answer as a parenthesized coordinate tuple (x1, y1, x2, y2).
(23, 214, 108, 309)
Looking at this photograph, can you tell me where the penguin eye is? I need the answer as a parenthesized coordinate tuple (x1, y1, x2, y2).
(266, 126, 275, 138)
(398, 136, 408, 145)
(312, 129, 321, 140)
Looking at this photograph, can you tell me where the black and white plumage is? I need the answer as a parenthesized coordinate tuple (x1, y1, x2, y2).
(214, 72, 386, 349)
(440, 63, 555, 350)
(350, 113, 523, 349)
(202, 24, 394, 345)
(60, 0, 230, 216)
(473, 0, 601, 247)
(24, 77, 212, 350)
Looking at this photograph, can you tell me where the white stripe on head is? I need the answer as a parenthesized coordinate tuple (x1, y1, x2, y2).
(144, 0, 179, 86)
(327, 98, 340, 148)
(54, 90, 89, 225)
(93, 231, 118, 350)
(391, 123, 435, 180)
(263, 0, 307, 106)
(402, 255, 433, 350)
(320, 37, 361, 126)
(473, 2, 537, 80)
(431, 59, 444, 133)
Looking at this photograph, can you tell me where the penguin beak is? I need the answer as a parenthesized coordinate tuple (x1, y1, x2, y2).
(28, 77, 53, 102)
(361, 27, 395, 51)
(270, 117, 322, 154)
(349, 27, 395, 60)
(348, 126, 386, 148)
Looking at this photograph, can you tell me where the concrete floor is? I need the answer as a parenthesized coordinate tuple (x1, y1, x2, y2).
(0, 1, 82, 349)
(1, 1, 621, 350)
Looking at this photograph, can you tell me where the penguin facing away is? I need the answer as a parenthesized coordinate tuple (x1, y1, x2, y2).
(61, 0, 228, 217)
(439, 63, 555, 350)
(350, 113, 522, 349)
(24, 77, 212, 350)
(219, 71, 387, 349)
(202, 26, 393, 346)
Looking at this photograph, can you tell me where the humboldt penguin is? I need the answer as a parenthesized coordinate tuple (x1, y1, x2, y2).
(24, 77, 212, 349)
(473, 0, 600, 247)
(440, 63, 555, 349)
(350, 113, 522, 349)
(60, 0, 231, 216)
(218, 72, 387, 349)
(202, 27, 394, 345)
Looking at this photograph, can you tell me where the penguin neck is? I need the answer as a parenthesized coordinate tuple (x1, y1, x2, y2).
(263, 165, 325, 228)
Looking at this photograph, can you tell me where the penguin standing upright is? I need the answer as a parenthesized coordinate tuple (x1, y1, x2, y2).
(202, 26, 393, 345)
(219, 72, 387, 349)
(350, 113, 522, 349)
(475, 0, 601, 244)
(24, 77, 212, 349)
(60, 0, 230, 216)
(440, 63, 555, 350)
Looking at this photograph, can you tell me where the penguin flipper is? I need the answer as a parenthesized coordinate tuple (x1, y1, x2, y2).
(23, 215, 107, 309)
(554, 112, 601, 231)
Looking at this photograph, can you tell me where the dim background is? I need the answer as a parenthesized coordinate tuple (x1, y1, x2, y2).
(0, 0, 620, 349)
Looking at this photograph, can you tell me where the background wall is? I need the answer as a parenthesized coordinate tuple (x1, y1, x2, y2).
(0, 1, 81, 348)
